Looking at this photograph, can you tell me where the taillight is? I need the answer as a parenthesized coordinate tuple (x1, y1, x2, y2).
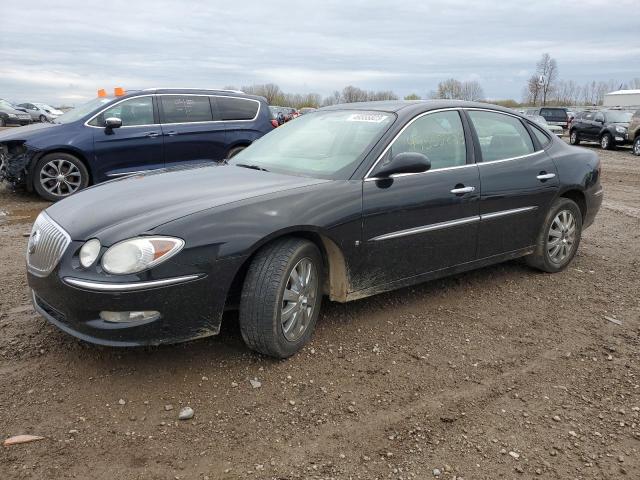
(270, 119, 278, 128)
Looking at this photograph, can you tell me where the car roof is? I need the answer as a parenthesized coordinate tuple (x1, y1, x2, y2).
(121, 88, 266, 102)
(320, 99, 522, 116)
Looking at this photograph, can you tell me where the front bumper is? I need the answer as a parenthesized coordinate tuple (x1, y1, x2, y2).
(28, 263, 236, 347)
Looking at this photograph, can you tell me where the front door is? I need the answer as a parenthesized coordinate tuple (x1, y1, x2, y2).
(90, 95, 164, 181)
(158, 94, 227, 166)
(465, 109, 560, 259)
(359, 110, 480, 289)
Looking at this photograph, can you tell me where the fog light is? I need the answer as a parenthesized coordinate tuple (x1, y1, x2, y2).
(615, 136, 624, 142)
(99, 310, 160, 323)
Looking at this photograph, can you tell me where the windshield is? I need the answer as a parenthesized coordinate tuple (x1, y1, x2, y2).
(605, 111, 633, 123)
(229, 110, 395, 180)
(54, 97, 113, 124)
(0, 99, 17, 110)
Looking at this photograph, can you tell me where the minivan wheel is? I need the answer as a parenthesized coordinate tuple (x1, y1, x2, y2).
(633, 137, 640, 156)
(569, 130, 580, 145)
(239, 237, 323, 358)
(526, 197, 582, 273)
(600, 133, 614, 150)
(33, 152, 90, 202)
(226, 146, 246, 159)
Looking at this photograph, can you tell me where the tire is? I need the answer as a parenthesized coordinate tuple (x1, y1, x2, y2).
(239, 237, 323, 358)
(633, 137, 640, 156)
(226, 146, 246, 159)
(600, 133, 614, 150)
(39, 115, 47, 123)
(569, 129, 580, 145)
(33, 152, 90, 202)
(526, 197, 582, 273)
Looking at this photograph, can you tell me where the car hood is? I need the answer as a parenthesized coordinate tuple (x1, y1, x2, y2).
(0, 121, 60, 142)
(45, 164, 330, 243)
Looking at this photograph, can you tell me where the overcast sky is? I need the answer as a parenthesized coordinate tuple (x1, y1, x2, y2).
(1, 0, 638, 105)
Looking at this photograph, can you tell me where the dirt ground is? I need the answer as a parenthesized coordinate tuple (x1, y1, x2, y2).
(0, 141, 638, 480)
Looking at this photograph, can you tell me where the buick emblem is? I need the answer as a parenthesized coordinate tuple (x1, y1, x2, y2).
(28, 229, 41, 255)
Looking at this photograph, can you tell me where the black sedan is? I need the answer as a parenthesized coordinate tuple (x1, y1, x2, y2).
(27, 100, 603, 358)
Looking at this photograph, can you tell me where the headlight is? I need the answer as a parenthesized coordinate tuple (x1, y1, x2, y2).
(79, 238, 101, 267)
(615, 126, 627, 134)
(101, 236, 184, 275)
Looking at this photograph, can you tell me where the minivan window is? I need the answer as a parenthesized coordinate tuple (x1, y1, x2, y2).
(217, 97, 259, 121)
(160, 95, 213, 123)
(88, 96, 154, 127)
(468, 110, 535, 162)
(390, 111, 466, 170)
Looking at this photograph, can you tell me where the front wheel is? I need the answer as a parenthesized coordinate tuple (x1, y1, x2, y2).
(600, 133, 614, 150)
(526, 198, 582, 273)
(33, 153, 90, 201)
(39, 115, 47, 123)
(569, 130, 580, 145)
(633, 137, 640, 156)
(239, 238, 323, 358)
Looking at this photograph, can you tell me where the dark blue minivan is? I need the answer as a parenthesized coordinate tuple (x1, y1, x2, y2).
(0, 89, 275, 201)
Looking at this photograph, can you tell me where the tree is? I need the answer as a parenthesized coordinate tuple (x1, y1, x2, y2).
(435, 78, 463, 99)
(404, 93, 421, 100)
(341, 85, 369, 103)
(535, 53, 558, 105)
(460, 81, 484, 101)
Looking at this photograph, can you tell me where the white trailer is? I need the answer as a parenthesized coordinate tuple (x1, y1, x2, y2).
(603, 90, 640, 107)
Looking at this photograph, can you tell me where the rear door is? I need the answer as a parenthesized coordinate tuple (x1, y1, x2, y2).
(466, 109, 559, 258)
(159, 94, 227, 166)
(89, 95, 164, 180)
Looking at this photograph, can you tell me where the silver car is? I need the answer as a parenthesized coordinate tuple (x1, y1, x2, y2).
(17, 102, 64, 122)
(531, 115, 563, 137)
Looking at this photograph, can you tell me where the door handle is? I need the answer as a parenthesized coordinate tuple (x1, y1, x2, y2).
(450, 186, 476, 194)
(145, 132, 160, 138)
(165, 131, 178, 136)
(536, 172, 556, 180)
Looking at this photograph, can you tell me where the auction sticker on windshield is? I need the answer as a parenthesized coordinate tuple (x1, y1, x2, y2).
(347, 113, 389, 123)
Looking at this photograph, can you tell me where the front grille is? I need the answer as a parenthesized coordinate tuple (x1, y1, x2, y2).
(27, 212, 71, 277)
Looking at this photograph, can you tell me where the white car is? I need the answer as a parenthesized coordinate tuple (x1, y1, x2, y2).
(17, 102, 64, 122)
(531, 115, 563, 137)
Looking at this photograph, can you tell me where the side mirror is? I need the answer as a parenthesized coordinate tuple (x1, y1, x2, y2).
(105, 117, 122, 129)
(373, 152, 431, 178)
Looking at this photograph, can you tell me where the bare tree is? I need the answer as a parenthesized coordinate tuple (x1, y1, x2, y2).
(435, 78, 463, 99)
(536, 53, 559, 105)
(404, 93, 421, 100)
(460, 81, 485, 101)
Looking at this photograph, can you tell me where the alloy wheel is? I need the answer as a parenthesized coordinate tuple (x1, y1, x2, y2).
(634, 138, 640, 156)
(39, 159, 82, 197)
(601, 135, 610, 149)
(547, 210, 576, 264)
(281, 257, 318, 342)
(570, 131, 577, 144)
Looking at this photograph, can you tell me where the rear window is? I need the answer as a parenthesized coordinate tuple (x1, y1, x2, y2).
(160, 95, 213, 123)
(529, 123, 551, 147)
(540, 108, 567, 120)
(216, 97, 259, 121)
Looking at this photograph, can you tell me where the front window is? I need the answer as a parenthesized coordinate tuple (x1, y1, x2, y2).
(605, 111, 633, 123)
(55, 97, 113, 124)
(468, 110, 535, 162)
(88, 97, 154, 127)
(229, 110, 395, 180)
(388, 111, 466, 170)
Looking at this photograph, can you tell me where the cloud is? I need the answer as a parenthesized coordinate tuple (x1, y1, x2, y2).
(0, 0, 638, 104)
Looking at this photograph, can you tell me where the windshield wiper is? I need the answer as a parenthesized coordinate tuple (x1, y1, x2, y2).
(235, 163, 269, 172)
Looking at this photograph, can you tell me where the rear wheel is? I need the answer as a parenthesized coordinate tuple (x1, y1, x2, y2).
(33, 152, 89, 201)
(526, 198, 582, 273)
(600, 133, 614, 150)
(633, 137, 640, 156)
(569, 129, 580, 145)
(239, 238, 323, 358)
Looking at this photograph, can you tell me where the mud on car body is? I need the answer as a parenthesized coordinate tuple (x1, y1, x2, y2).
(0, 88, 275, 201)
(26, 100, 603, 358)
